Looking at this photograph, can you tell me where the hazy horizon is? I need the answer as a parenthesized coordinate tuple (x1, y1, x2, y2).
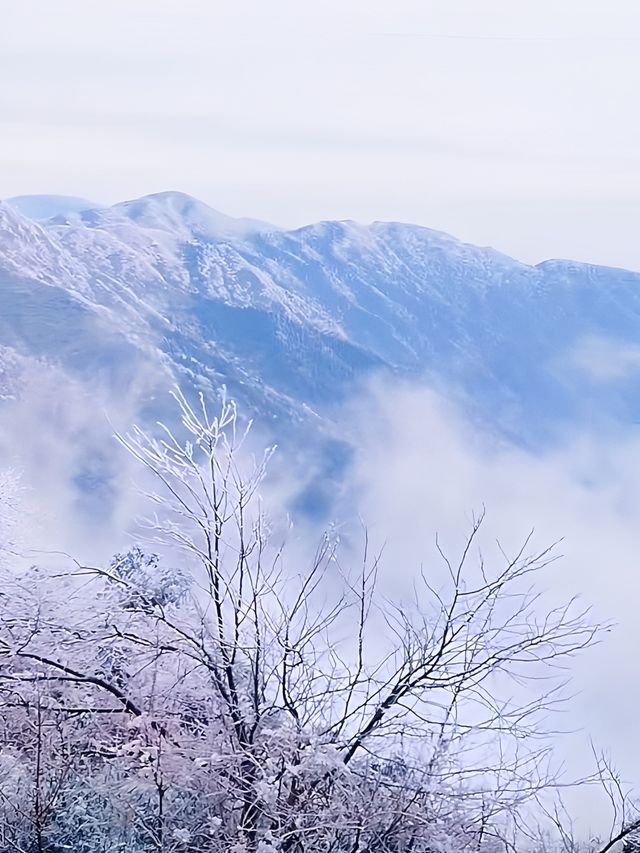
(3, 0, 640, 270)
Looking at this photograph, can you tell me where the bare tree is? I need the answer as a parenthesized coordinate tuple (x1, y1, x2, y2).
(0, 390, 600, 853)
(532, 747, 640, 853)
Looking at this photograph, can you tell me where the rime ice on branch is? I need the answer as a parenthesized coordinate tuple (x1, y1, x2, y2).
(0, 389, 610, 853)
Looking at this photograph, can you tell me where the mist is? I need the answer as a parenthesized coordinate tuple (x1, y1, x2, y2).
(1, 363, 639, 837)
(336, 377, 640, 832)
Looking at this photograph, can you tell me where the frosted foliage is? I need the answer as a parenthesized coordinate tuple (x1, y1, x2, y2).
(110, 545, 191, 609)
(0, 390, 628, 853)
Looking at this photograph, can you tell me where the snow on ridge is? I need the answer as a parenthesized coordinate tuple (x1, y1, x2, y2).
(0, 201, 90, 293)
(4, 190, 640, 446)
(109, 191, 280, 241)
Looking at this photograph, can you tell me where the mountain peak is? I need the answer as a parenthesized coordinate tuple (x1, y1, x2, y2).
(6, 195, 98, 222)
(3, 189, 640, 452)
(110, 191, 279, 240)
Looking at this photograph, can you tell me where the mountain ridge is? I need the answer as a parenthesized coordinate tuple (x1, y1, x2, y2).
(2, 191, 640, 446)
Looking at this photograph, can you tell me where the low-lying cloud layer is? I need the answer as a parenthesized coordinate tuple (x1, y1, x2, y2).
(2, 367, 639, 833)
(339, 378, 640, 830)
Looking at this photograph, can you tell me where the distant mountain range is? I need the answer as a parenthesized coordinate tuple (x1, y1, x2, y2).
(7, 194, 99, 222)
(2, 191, 640, 520)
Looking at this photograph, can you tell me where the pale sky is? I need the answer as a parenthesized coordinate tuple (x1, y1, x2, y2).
(2, 0, 640, 269)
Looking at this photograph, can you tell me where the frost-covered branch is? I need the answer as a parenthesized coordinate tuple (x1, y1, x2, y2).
(0, 389, 607, 853)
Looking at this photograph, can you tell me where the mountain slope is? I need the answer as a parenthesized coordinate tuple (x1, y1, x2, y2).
(2, 191, 640, 449)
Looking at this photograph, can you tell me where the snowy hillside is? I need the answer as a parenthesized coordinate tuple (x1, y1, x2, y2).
(2, 190, 640, 455)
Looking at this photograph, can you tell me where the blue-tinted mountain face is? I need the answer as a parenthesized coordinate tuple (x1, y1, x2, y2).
(6, 195, 99, 222)
(2, 191, 640, 452)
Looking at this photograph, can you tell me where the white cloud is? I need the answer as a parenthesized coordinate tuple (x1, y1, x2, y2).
(333, 377, 640, 832)
(0, 352, 166, 563)
(1, 356, 638, 833)
(567, 335, 640, 382)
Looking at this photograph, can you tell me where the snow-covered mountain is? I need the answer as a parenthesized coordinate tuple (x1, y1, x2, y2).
(6, 194, 98, 221)
(2, 189, 640, 510)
